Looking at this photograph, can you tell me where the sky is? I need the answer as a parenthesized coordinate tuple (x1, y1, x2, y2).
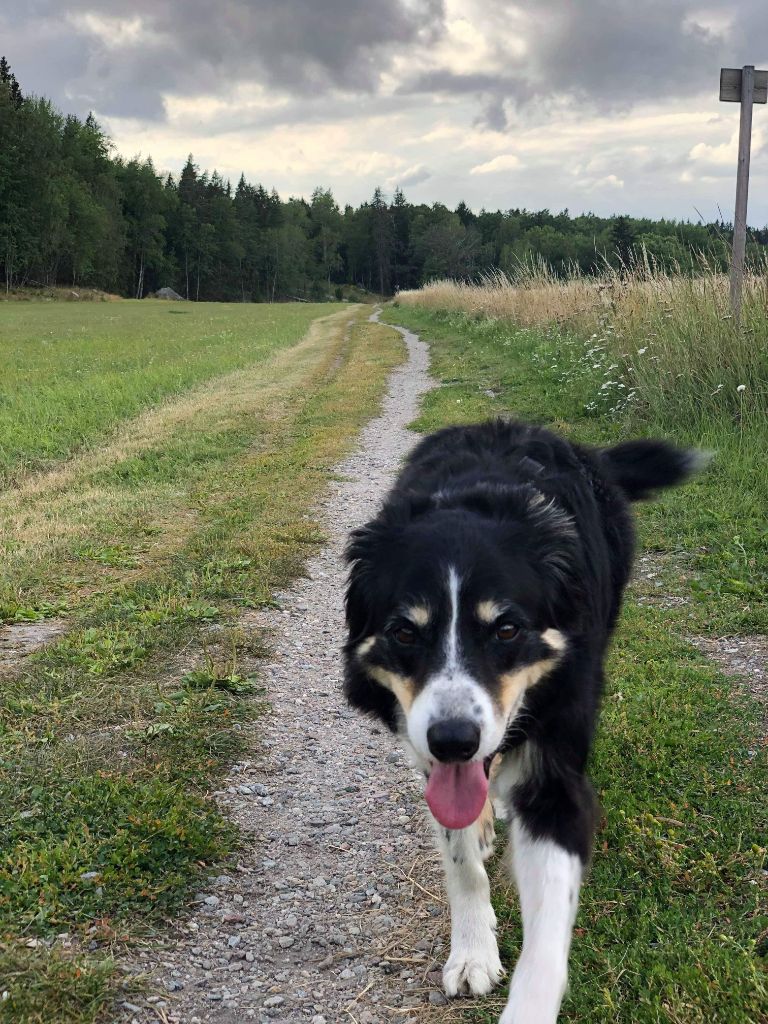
(3, 0, 768, 224)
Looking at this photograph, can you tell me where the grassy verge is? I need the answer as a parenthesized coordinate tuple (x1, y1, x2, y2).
(0, 305, 403, 1022)
(384, 304, 767, 1024)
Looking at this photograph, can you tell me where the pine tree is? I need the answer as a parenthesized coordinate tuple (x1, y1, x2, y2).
(174, 155, 201, 298)
(391, 188, 414, 291)
(370, 187, 393, 296)
(0, 56, 23, 109)
(309, 187, 342, 292)
(611, 215, 636, 268)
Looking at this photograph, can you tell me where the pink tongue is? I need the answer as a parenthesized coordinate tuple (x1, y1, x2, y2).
(425, 761, 489, 830)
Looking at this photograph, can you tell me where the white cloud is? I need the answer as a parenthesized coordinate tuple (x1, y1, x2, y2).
(386, 163, 432, 189)
(682, 9, 734, 38)
(577, 173, 625, 190)
(689, 131, 739, 166)
(688, 126, 765, 171)
(469, 153, 522, 174)
(65, 12, 151, 48)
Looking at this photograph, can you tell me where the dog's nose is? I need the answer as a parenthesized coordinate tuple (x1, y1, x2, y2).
(427, 718, 480, 762)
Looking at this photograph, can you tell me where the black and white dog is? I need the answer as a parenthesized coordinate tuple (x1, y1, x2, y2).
(343, 419, 701, 1024)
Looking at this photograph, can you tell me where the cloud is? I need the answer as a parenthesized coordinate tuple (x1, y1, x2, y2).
(687, 126, 766, 179)
(386, 164, 433, 189)
(576, 173, 625, 191)
(5, 0, 768, 129)
(470, 154, 522, 175)
(3, 0, 447, 119)
(396, 0, 768, 127)
(689, 133, 739, 167)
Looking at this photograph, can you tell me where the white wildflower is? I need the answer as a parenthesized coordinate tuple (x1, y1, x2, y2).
(736, 384, 747, 393)
(637, 347, 647, 355)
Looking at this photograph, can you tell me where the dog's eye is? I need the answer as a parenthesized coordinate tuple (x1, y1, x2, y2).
(495, 623, 519, 642)
(393, 625, 417, 646)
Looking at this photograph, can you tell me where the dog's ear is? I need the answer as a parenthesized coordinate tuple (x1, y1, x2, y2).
(343, 520, 400, 731)
(520, 487, 586, 627)
(344, 520, 387, 643)
(344, 520, 384, 569)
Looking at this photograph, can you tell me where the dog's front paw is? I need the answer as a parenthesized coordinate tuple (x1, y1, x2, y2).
(443, 941, 504, 997)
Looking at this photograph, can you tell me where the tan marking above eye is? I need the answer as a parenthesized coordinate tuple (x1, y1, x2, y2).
(405, 605, 430, 627)
(542, 628, 567, 653)
(356, 636, 377, 659)
(476, 600, 504, 624)
(366, 665, 416, 712)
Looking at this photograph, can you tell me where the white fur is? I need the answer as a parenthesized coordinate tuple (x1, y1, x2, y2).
(499, 821, 582, 1024)
(433, 822, 504, 997)
(406, 668, 503, 765)
(445, 566, 461, 672)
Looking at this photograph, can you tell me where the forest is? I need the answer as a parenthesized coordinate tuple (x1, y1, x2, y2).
(2, 57, 767, 301)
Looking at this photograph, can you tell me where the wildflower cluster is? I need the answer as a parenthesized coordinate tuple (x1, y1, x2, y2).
(541, 323, 640, 418)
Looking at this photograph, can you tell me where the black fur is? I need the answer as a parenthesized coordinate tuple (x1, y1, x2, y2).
(343, 419, 700, 861)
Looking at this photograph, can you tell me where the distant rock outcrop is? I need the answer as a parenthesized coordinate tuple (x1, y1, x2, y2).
(153, 287, 185, 300)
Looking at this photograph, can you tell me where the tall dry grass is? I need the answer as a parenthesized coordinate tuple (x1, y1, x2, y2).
(397, 258, 768, 433)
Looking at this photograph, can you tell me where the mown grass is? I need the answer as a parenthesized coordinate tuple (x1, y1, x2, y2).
(383, 304, 767, 1024)
(0, 299, 332, 484)
(0, 304, 404, 1021)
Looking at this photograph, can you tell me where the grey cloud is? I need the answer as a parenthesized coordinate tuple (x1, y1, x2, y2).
(4, 0, 768, 134)
(389, 164, 432, 188)
(4, 0, 446, 119)
(399, 70, 510, 95)
(399, 1, 768, 126)
(162, 91, 423, 137)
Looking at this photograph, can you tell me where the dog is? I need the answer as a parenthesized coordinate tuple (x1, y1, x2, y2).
(343, 418, 702, 1024)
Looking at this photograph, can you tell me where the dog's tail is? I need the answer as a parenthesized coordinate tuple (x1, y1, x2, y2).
(599, 439, 710, 501)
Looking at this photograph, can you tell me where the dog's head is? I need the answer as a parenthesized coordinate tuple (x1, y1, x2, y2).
(343, 483, 582, 829)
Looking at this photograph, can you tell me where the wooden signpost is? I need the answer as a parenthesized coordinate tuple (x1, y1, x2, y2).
(719, 66, 768, 319)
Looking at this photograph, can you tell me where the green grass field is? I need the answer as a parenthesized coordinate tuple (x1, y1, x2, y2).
(0, 300, 404, 1023)
(384, 304, 767, 1024)
(0, 300, 335, 484)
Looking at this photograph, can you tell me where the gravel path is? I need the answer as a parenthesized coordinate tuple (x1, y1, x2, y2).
(122, 311, 448, 1024)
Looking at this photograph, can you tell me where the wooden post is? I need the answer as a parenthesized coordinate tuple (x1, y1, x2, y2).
(731, 66, 754, 319)
(720, 66, 767, 320)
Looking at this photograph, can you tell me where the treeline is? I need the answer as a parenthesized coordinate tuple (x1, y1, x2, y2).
(2, 58, 767, 301)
